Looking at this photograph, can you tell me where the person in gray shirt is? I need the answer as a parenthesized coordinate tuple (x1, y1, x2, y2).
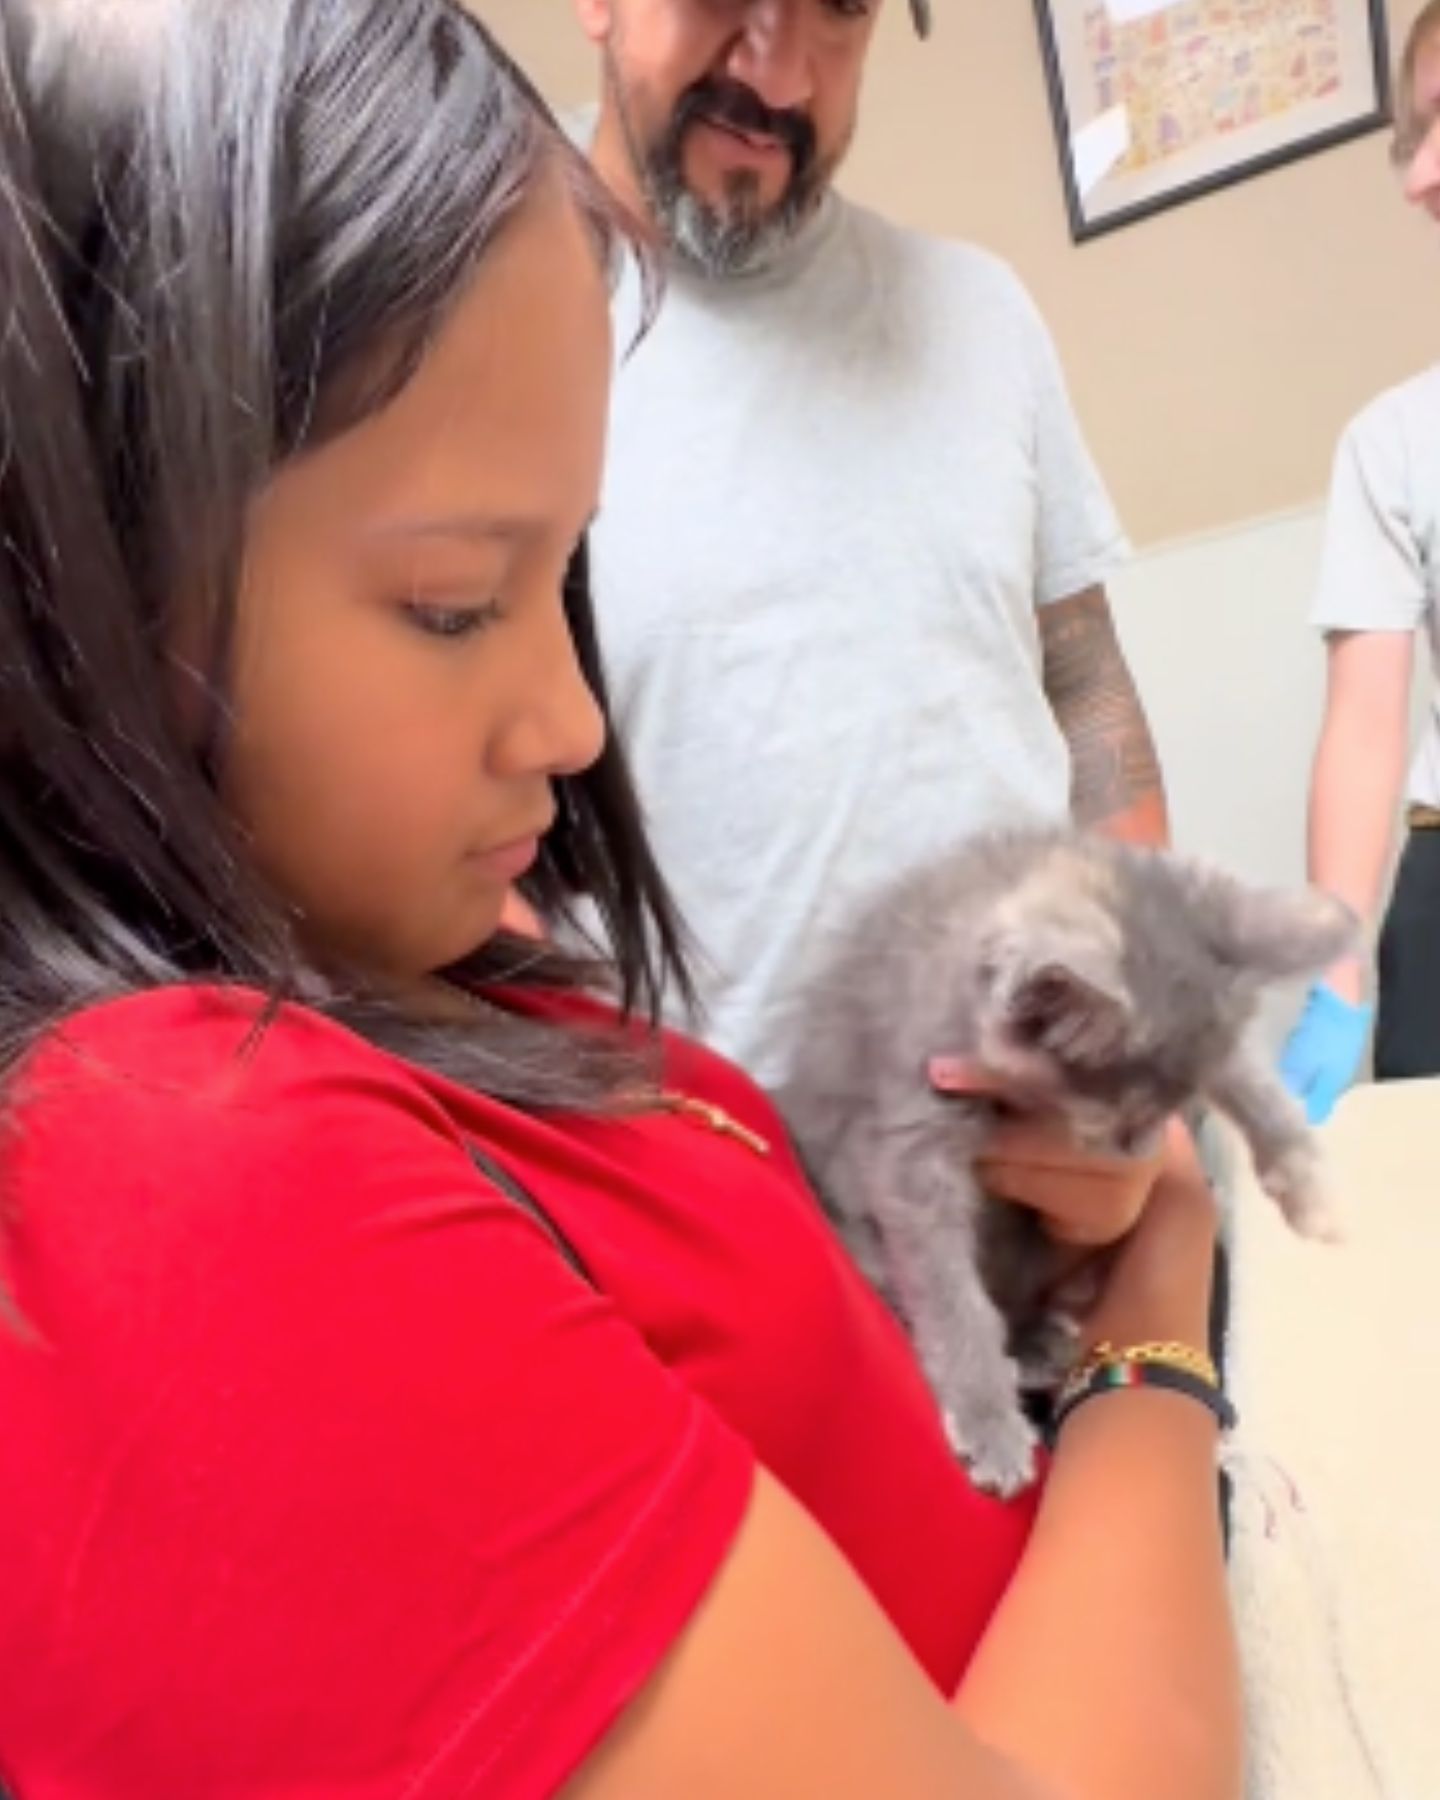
(569, 0, 1167, 1090)
(1282, 0, 1440, 1119)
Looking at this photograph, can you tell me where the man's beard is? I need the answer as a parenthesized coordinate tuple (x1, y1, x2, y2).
(616, 72, 835, 278)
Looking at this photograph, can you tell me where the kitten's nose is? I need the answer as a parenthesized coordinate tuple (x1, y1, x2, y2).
(1117, 1117, 1163, 1159)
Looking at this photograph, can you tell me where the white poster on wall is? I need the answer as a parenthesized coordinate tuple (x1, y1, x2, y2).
(1035, 0, 1392, 240)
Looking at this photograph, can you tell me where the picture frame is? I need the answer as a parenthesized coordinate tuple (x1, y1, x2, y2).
(1034, 0, 1393, 243)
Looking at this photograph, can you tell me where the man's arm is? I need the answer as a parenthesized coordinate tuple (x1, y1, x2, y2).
(1040, 585, 1170, 847)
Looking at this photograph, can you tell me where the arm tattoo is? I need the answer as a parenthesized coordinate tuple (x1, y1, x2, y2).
(1040, 586, 1166, 833)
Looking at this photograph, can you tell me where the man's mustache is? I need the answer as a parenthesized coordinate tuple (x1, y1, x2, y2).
(672, 78, 817, 176)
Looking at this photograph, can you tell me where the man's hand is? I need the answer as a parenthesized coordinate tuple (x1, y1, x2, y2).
(929, 1058, 1167, 1248)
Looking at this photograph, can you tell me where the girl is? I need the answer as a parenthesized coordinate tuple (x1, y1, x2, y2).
(0, 3, 1237, 1795)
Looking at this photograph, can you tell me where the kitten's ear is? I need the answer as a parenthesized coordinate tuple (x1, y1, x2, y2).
(1182, 859, 1358, 980)
(1006, 957, 1133, 1066)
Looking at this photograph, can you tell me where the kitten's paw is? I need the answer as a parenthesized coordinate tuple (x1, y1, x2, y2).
(1260, 1143, 1345, 1243)
(947, 1408, 1041, 1498)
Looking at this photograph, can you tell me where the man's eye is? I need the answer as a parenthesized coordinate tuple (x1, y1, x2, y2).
(401, 599, 504, 641)
(825, 0, 872, 17)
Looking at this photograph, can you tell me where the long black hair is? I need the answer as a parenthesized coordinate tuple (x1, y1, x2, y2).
(0, 0, 689, 1109)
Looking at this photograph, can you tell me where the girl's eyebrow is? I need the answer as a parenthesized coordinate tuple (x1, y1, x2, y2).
(368, 507, 599, 547)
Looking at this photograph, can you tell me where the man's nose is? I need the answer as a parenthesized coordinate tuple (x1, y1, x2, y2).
(726, 0, 815, 115)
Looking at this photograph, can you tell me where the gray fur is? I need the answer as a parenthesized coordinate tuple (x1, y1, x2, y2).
(774, 829, 1357, 1497)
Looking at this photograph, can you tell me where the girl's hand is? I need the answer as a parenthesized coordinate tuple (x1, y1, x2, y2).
(927, 1058, 1165, 1248)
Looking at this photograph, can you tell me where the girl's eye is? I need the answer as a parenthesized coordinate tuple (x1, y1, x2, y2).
(401, 598, 504, 641)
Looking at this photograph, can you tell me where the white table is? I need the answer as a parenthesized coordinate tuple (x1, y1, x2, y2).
(1224, 1078, 1440, 1800)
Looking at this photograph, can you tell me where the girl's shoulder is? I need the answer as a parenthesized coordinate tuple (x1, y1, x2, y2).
(6, 983, 505, 1260)
(0, 981, 754, 1798)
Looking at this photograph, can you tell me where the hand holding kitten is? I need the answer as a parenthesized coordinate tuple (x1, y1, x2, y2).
(928, 1058, 1165, 1248)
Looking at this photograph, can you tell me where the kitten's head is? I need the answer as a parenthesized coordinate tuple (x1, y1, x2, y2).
(966, 845, 1356, 1153)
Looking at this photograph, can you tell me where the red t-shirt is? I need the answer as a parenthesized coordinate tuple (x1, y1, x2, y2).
(0, 986, 1036, 1798)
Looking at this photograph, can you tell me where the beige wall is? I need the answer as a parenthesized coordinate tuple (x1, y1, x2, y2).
(480, 0, 1438, 546)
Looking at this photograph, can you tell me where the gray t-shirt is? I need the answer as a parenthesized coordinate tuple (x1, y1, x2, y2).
(592, 194, 1126, 1088)
(1310, 365, 1440, 808)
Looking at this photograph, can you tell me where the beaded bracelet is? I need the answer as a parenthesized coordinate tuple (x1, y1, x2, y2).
(1062, 1337, 1220, 1401)
(1050, 1352, 1238, 1443)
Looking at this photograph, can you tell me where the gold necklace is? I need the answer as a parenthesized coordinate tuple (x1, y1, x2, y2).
(659, 1089, 772, 1158)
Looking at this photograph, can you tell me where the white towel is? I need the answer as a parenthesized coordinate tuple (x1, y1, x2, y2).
(1222, 1083, 1440, 1799)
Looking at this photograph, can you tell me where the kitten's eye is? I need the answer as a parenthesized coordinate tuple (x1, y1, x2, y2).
(401, 598, 504, 641)
(1027, 975, 1070, 1015)
(1014, 972, 1073, 1035)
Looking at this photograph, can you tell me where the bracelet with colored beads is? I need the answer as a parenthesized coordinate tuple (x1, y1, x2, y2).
(1061, 1337, 1220, 1402)
(1051, 1350, 1237, 1442)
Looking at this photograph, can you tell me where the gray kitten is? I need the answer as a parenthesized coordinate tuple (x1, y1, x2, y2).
(774, 829, 1356, 1497)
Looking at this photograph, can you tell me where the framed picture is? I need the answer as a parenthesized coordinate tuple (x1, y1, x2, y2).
(1034, 0, 1392, 242)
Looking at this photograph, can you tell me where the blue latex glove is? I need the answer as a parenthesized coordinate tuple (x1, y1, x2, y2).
(1279, 983, 1373, 1126)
